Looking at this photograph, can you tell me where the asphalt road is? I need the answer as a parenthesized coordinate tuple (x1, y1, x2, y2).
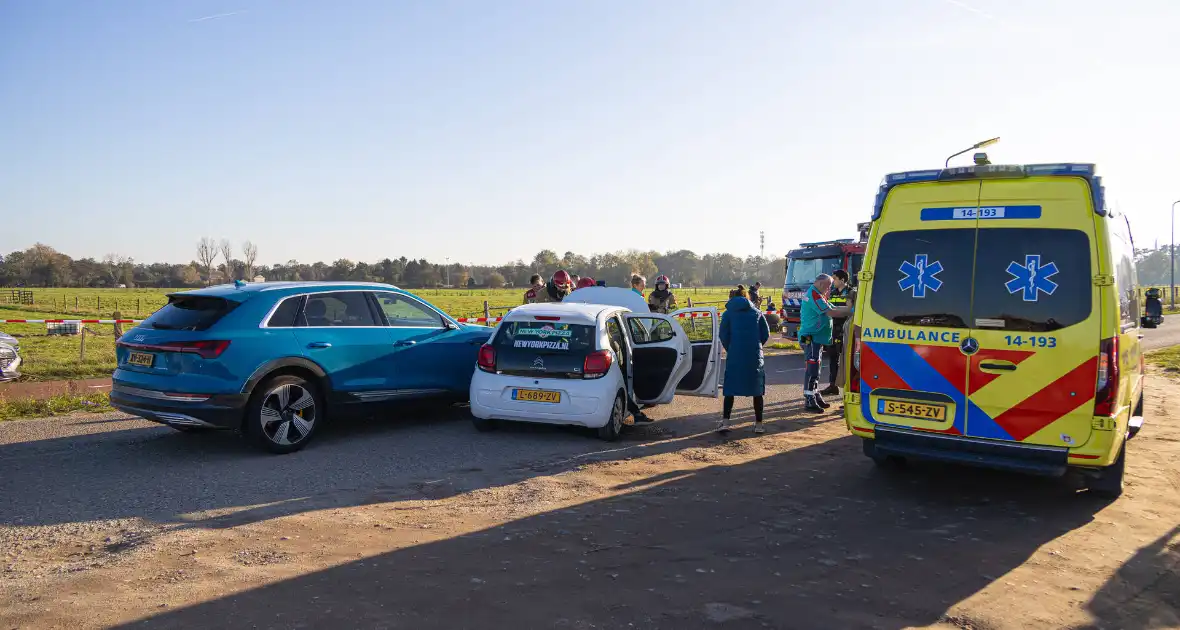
(1, 318, 1175, 531)
(0, 352, 808, 531)
(1142, 315, 1180, 351)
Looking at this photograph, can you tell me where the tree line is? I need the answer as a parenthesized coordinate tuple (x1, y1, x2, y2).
(0, 242, 790, 290)
(4, 241, 1177, 290)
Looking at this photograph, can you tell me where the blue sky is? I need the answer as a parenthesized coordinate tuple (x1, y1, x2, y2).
(3, 0, 1178, 266)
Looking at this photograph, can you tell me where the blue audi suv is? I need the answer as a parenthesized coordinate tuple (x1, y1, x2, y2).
(112, 282, 493, 453)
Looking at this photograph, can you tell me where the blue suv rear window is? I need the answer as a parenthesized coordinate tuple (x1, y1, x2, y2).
(144, 295, 238, 331)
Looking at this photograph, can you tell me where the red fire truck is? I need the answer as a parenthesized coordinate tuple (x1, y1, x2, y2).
(778, 223, 870, 339)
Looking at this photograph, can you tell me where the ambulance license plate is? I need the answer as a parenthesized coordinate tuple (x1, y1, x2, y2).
(878, 399, 945, 421)
(127, 352, 155, 367)
(513, 389, 560, 403)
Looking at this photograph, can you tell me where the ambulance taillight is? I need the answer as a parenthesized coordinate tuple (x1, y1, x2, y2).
(847, 325, 862, 393)
(1093, 336, 1119, 417)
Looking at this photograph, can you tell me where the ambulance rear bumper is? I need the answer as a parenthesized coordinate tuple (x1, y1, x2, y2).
(866, 426, 1070, 477)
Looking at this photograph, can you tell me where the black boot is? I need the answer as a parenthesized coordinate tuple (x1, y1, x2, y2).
(814, 393, 832, 409)
(819, 384, 840, 397)
(804, 396, 825, 413)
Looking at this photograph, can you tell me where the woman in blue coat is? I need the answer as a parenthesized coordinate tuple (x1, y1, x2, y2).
(718, 285, 771, 434)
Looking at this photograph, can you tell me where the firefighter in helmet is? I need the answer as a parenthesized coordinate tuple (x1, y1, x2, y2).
(523, 274, 544, 304)
(576, 276, 597, 289)
(533, 269, 575, 303)
(647, 275, 677, 314)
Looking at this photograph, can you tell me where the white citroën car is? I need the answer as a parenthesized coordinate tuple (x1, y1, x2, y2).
(469, 287, 723, 440)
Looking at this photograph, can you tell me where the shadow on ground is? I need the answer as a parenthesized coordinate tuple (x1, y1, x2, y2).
(121, 433, 1117, 629)
(0, 354, 815, 530)
(1082, 524, 1180, 629)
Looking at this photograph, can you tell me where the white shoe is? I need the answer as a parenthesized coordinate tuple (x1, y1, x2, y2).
(715, 417, 730, 433)
(753, 422, 765, 434)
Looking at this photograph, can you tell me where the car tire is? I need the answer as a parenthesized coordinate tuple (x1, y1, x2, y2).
(1086, 446, 1126, 499)
(244, 374, 322, 454)
(472, 417, 499, 432)
(597, 393, 625, 442)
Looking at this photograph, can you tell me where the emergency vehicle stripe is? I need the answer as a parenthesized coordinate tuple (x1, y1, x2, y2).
(967, 349, 1036, 395)
(862, 342, 965, 433)
(858, 343, 909, 427)
(991, 357, 1099, 442)
(860, 342, 909, 391)
(911, 345, 968, 395)
(965, 400, 1014, 440)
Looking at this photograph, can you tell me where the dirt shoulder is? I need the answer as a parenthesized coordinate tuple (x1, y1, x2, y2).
(2, 375, 1178, 629)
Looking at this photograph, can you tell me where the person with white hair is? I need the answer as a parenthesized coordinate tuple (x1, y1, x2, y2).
(797, 273, 851, 413)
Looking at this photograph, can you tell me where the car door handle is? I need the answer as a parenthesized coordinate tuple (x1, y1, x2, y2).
(979, 361, 1017, 372)
(394, 340, 417, 347)
(307, 342, 332, 349)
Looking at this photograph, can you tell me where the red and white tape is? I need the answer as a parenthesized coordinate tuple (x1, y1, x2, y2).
(4, 310, 782, 326)
(1, 319, 141, 324)
(454, 317, 503, 324)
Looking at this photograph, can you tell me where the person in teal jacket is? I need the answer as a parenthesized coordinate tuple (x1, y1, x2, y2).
(798, 274, 851, 413)
(718, 285, 771, 434)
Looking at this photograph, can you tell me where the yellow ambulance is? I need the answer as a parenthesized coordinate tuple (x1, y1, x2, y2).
(845, 163, 1144, 497)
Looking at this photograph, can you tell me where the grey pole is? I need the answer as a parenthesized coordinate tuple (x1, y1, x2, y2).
(1172, 201, 1179, 309)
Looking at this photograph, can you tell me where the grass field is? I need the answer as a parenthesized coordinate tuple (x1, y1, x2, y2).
(0, 286, 746, 382)
(1147, 346, 1180, 375)
(4, 284, 1174, 383)
(1, 286, 740, 319)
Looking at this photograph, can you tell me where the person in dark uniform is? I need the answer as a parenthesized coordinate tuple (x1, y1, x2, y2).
(820, 269, 851, 397)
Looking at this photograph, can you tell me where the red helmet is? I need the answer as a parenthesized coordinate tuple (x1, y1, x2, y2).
(656, 275, 670, 286)
(576, 276, 596, 289)
(552, 270, 572, 287)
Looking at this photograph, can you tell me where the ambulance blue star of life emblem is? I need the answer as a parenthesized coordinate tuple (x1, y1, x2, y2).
(898, 254, 943, 298)
(1005, 254, 1058, 302)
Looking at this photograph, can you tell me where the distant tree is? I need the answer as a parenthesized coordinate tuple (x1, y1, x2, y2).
(329, 259, 356, 281)
(102, 253, 132, 287)
(196, 238, 218, 285)
(242, 241, 259, 280)
(218, 239, 234, 280)
(466, 276, 477, 289)
(532, 250, 559, 271)
(486, 272, 506, 288)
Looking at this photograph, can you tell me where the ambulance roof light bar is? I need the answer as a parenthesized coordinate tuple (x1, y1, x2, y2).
(871, 162, 1104, 220)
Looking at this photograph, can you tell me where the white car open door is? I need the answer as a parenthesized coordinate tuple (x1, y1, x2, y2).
(623, 313, 691, 405)
(669, 307, 722, 398)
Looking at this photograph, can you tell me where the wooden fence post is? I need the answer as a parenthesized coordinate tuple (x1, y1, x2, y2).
(113, 311, 124, 338)
(79, 327, 86, 362)
(98, 296, 102, 313)
(483, 300, 490, 321)
(75, 296, 79, 312)
(137, 298, 141, 316)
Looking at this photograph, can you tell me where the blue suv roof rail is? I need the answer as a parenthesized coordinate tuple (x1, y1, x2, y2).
(870, 163, 1104, 221)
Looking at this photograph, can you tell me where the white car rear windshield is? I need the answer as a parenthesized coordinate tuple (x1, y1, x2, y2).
(493, 321, 595, 352)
